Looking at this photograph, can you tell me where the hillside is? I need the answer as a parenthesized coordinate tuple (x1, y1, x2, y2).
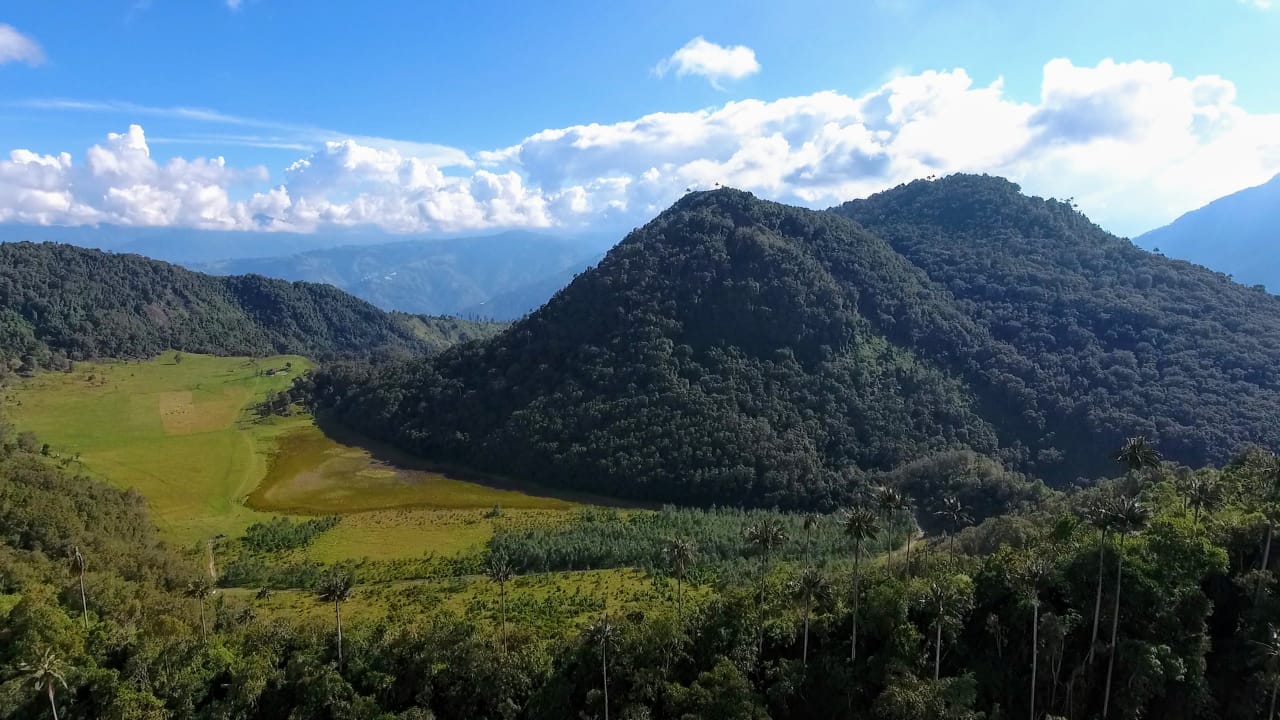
(0, 242, 497, 372)
(1135, 173, 1280, 291)
(832, 175, 1280, 477)
(197, 232, 610, 319)
(309, 177, 1280, 508)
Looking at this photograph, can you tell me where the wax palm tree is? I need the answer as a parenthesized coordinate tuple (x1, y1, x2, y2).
(586, 611, 618, 720)
(487, 554, 515, 652)
(664, 537, 697, 621)
(316, 571, 354, 663)
(1251, 452, 1280, 577)
(935, 496, 973, 554)
(897, 493, 917, 577)
(1079, 493, 1114, 664)
(801, 514, 823, 562)
(842, 506, 879, 661)
(922, 579, 972, 681)
(1015, 553, 1055, 720)
(1102, 494, 1150, 718)
(17, 647, 69, 720)
(1188, 471, 1223, 526)
(185, 578, 214, 640)
(875, 486, 903, 572)
(744, 518, 788, 656)
(1255, 625, 1280, 720)
(788, 567, 831, 668)
(1112, 436, 1162, 483)
(69, 545, 87, 630)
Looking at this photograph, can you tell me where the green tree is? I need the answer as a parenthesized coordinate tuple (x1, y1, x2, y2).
(1079, 492, 1114, 664)
(788, 567, 831, 668)
(935, 496, 972, 554)
(16, 647, 70, 720)
(69, 545, 87, 631)
(921, 576, 974, 681)
(664, 537, 698, 622)
(802, 513, 823, 562)
(585, 611, 618, 720)
(487, 554, 515, 652)
(1112, 436, 1162, 484)
(317, 571, 355, 663)
(842, 506, 880, 661)
(875, 487, 904, 573)
(1102, 494, 1150, 718)
(743, 518, 788, 656)
(185, 578, 214, 640)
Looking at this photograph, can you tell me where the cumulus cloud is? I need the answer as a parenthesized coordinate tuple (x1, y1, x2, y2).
(0, 25, 44, 66)
(3, 59, 1279, 236)
(654, 37, 760, 88)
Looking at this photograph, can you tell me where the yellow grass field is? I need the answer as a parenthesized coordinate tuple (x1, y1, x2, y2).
(5, 354, 586, 563)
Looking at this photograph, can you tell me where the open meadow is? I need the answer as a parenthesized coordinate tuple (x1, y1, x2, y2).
(4, 354, 587, 569)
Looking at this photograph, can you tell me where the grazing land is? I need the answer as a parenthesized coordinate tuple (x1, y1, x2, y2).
(4, 354, 586, 565)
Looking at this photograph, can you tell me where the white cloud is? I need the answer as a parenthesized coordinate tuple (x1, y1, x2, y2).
(2, 59, 1279, 236)
(1239, 0, 1273, 9)
(226, 0, 243, 9)
(0, 25, 44, 66)
(654, 37, 760, 89)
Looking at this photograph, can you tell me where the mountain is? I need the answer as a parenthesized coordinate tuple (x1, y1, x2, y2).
(0, 242, 501, 372)
(1135, 174, 1280, 291)
(0, 223, 402, 264)
(456, 252, 605, 319)
(196, 232, 610, 319)
(307, 176, 1280, 509)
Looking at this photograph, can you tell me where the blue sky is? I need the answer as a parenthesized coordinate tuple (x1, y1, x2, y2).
(1, 0, 1278, 237)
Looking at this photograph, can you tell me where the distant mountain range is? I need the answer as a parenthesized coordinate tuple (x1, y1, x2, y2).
(1136, 174, 1280, 291)
(195, 232, 609, 320)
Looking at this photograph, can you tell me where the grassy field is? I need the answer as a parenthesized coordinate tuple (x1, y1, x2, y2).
(5, 354, 586, 564)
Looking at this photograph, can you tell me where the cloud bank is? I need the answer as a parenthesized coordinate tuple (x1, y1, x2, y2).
(3, 58, 1279, 236)
(0, 25, 43, 66)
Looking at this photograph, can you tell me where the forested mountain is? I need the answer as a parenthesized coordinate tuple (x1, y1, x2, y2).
(1135, 173, 1280, 292)
(0, 242, 498, 372)
(831, 175, 1280, 478)
(308, 177, 1280, 508)
(197, 232, 610, 319)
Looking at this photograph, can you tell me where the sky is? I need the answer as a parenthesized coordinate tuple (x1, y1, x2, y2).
(1, 0, 1278, 239)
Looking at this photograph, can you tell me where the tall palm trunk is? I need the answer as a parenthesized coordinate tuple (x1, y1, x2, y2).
(499, 580, 508, 653)
(334, 599, 344, 663)
(1102, 536, 1125, 718)
(198, 600, 207, 639)
(77, 565, 88, 630)
(1259, 522, 1275, 604)
(851, 538, 862, 661)
(1088, 528, 1107, 663)
(934, 619, 943, 680)
(905, 532, 913, 578)
(601, 631, 610, 720)
(676, 572, 684, 622)
(47, 682, 59, 720)
(803, 605, 811, 668)
(1030, 599, 1039, 720)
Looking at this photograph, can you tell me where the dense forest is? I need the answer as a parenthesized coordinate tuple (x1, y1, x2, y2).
(8, 406, 1280, 718)
(0, 242, 502, 372)
(306, 177, 1280, 508)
